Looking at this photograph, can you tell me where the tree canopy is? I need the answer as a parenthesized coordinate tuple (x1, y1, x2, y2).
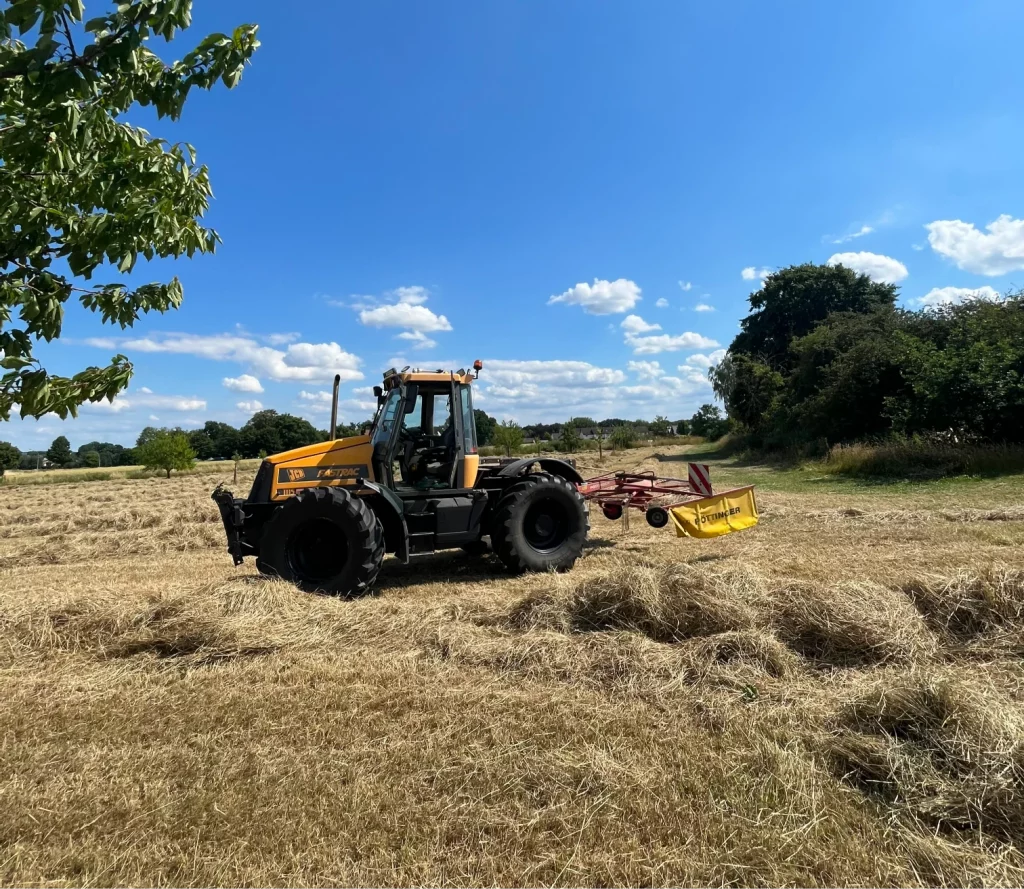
(0, 440, 20, 475)
(135, 428, 194, 478)
(712, 262, 1024, 446)
(0, 1, 258, 421)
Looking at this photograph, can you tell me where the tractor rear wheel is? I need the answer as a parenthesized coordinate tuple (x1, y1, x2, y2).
(256, 487, 384, 596)
(490, 475, 587, 573)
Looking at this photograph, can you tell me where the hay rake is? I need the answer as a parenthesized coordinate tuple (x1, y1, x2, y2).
(578, 464, 751, 531)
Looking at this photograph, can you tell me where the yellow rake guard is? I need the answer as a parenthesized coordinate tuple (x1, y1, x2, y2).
(669, 485, 759, 539)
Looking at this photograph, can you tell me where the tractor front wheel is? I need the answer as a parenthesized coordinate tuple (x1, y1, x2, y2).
(490, 476, 587, 574)
(256, 487, 384, 597)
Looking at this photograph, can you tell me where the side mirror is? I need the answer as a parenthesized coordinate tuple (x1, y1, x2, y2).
(373, 386, 382, 398)
(403, 382, 419, 413)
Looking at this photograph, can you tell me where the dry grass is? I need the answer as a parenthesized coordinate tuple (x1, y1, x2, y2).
(2, 445, 1024, 885)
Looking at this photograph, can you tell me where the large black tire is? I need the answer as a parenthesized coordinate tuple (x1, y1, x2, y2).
(490, 475, 588, 573)
(256, 487, 384, 596)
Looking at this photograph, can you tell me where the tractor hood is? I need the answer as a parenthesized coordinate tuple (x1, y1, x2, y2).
(248, 434, 375, 502)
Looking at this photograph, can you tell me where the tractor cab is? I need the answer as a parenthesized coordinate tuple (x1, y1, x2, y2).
(369, 364, 481, 493)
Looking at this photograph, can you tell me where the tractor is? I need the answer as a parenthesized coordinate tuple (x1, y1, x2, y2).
(212, 362, 588, 596)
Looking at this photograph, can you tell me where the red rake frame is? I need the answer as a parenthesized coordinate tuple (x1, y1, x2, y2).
(577, 469, 747, 529)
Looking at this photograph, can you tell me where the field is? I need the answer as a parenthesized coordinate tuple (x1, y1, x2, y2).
(3, 444, 1024, 886)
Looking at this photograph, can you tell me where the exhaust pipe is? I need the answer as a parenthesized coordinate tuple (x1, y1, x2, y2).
(329, 373, 341, 439)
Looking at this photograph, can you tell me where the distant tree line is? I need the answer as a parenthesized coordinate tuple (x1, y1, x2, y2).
(1, 401, 730, 477)
(710, 263, 1024, 447)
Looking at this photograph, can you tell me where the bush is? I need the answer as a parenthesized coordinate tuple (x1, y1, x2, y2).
(820, 438, 1024, 479)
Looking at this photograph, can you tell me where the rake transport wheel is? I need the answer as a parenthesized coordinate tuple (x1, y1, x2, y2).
(491, 475, 588, 573)
(256, 487, 384, 597)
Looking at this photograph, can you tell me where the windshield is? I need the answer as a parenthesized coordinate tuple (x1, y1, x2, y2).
(371, 388, 402, 448)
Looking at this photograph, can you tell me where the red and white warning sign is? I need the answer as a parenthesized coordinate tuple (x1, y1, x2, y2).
(687, 462, 713, 496)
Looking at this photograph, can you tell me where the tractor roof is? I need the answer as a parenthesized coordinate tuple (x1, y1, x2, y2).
(382, 362, 481, 388)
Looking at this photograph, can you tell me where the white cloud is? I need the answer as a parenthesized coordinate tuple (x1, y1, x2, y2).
(678, 281, 693, 292)
(925, 215, 1024, 275)
(741, 266, 771, 284)
(82, 391, 207, 414)
(548, 278, 641, 315)
(359, 303, 451, 332)
(222, 374, 264, 393)
(149, 415, 159, 421)
(475, 359, 707, 422)
(620, 314, 661, 334)
(299, 390, 334, 404)
(914, 285, 1002, 308)
(138, 386, 152, 394)
(655, 298, 669, 308)
(624, 331, 719, 355)
(684, 349, 728, 370)
(396, 330, 438, 350)
(99, 333, 363, 384)
(827, 251, 908, 284)
(912, 243, 925, 251)
(237, 400, 263, 414)
(264, 332, 301, 346)
(694, 303, 714, 312)
(830, 224, 874, 245)
(627, 360, 663, 380)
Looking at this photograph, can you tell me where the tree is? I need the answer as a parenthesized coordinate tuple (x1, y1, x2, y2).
(609, 424, 635, 450)
(559, 419, 581, 453)
(676, 419, 691, 436)
(237, 410, 318, 458)
(188, 420, 239, 460)
(46, 434, 72, 466)
(690, 404, 730, 441)
(473, 409, 497, 446)
(136, 429, 195, 478)
(649, 415, 671, 437)
(731, 264, 898, 366)
(0, 2, 259, 421)
(83, 450, 100, 468)
(492, 420, 523, 457)
(0, 440, 20, 476)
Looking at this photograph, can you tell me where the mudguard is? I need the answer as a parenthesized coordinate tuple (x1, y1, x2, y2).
(356, 478, 410, 563)
(494, 458, 584, 484)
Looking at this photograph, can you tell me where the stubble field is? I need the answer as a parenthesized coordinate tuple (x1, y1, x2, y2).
(2, 444, 1024, 886)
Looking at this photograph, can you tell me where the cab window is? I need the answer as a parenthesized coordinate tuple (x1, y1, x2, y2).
(459, 384, 477, 453)
(371, 388, 402, 448)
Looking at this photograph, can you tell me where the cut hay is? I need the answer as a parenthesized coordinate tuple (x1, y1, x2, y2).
(902, 567, 1024, 652)
(827, 674, 1024, 842)
(768, 580, 937, 667)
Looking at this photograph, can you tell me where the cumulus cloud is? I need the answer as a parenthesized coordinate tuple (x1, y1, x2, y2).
(694, 303, 714, 312)
(396, 330, 438, 350)
(624, 331, 719, 355)
(830, 224, 874, 245)
(620, 314, 661, 334)
(827, 251, 908, 284)
(678, 281, 693, 291)
(926, 215, 1024, 275)
(475, 358, 708, 422)
(684, 348, 728, 369)
(627, 360, 663, 380)
(82, 391, 207, 414)
(237, 400, 263, 414)
(358, 291, 451, 332)
(741, 266, 771, 284)
(548, 278, 641, 315)
(86, 333, 363, 384)
(655, 298, 669, 308)
(222, 374, 263, 393)
(264, 332, 301, 346)
(915, 285, 1001, 308)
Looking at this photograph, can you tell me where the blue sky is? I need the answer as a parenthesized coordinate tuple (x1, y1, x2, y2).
(11, 0, 1024, 449)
